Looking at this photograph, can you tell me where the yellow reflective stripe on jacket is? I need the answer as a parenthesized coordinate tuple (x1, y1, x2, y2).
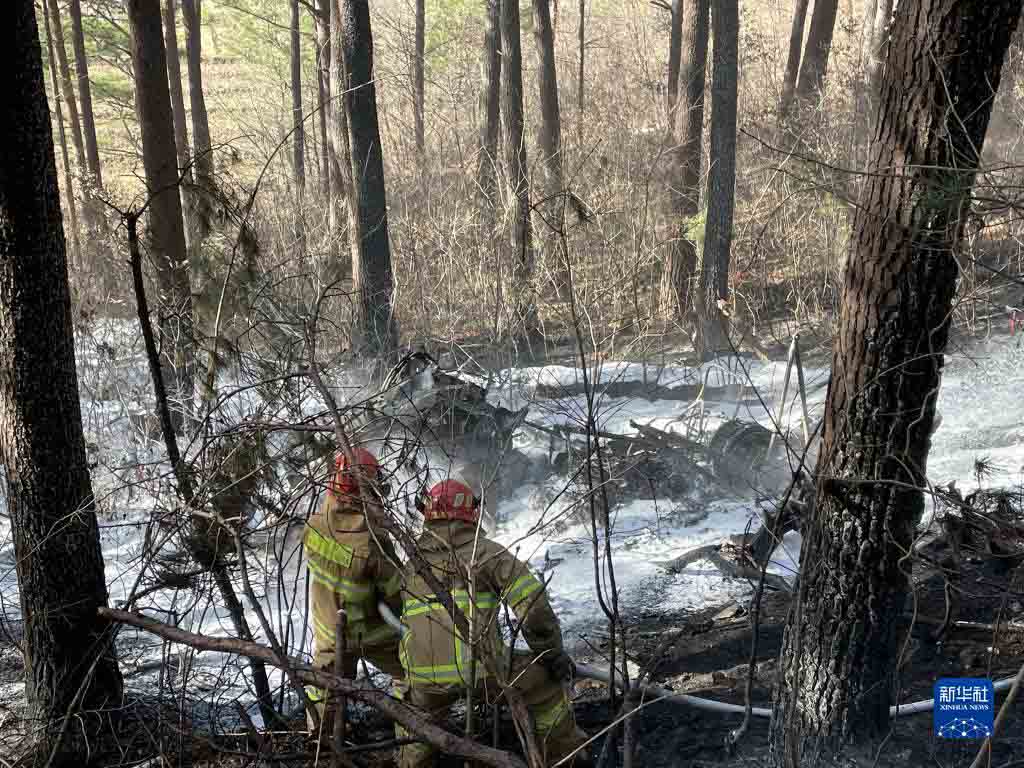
(534, 695, 570, 733)
(504, 573, 542, 608)
(399, 625, 477, 685)
(304, 529, 355, 568)
(307, 559, 373, 601)
(306, 685, 326, 704)
(402, 591, 498, 617)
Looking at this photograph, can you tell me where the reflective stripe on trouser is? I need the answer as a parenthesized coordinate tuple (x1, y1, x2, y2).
(397, 652, 587, 768)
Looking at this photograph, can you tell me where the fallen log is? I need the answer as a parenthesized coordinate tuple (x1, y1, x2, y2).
(99, 608, 527, 768)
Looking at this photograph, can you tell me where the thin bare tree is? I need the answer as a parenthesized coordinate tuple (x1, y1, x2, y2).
(779, 0, 811, 118)
(695, 0, 737, 357)
(501, 0, 539, 339)
(180, 0, 213, 198)
(338, 0, 398, 355)
(477, 0, 502, 214)
(663, 0, 709, 322)
(290, 0, 306, 194)
(414, 0, 425, 154)
(68, 0, 103, 188)
(794, 0, 840, 106)
(42, 4, 82, 269)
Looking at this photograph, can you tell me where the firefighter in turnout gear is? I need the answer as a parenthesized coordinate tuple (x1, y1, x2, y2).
(304, 447, 404, 732)
(396, 475, 590, 767)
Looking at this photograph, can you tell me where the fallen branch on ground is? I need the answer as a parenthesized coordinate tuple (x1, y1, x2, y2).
(99, 607, 528, 768)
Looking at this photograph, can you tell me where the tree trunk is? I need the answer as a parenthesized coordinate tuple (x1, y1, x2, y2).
(161, 0, 194, 259)
(290, 0, 306, 193)
(42, 5, 83, 271)
(779, 0, 811, 118)
(180, 0, 213, 193)
(126, 0, 195, 432)
(865, 0, 893, 103)
(44, 0, 87, 177)
(501, 0, 539, 340)
(577, 0, 585, 112)
(662, 0, 708, 322)
(338, 0, 397, 356)
(326, 0, 351, 272)
(794, 0, 839, 106)
(695, 0, 737, 358)
(315, 0, 331, 199)
(770, 2, 1022, 764)
(162, 0, 191, 179)
(414, 0, 425, 154)
(68, 0, 103, 188)
(0, 8, 124, 766)
(477, 0, 502, 213)
(666, 0, 683, 125)
(533, 0, 563, 196)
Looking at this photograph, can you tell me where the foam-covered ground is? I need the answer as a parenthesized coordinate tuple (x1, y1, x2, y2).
(1, 321, 1021, 726)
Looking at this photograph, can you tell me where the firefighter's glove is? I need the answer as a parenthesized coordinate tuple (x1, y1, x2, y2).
(543, 650, 576, 682)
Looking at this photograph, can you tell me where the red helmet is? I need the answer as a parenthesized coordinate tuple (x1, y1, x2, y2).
(329, 447, 380, 497)
(421, 477, 480, 523)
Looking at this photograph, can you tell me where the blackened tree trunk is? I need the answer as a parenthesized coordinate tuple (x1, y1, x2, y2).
(338, 0, 397, 356)
(414, 0, 425, 154)
(125, 0, 195, 430)
(533, 0, 563, 196)
(501, 0, 539, 339)
(477, 0, 501, 213)
(779, 0, 811, 118)
(0, 6, 124, 764)
(662, 0, 708, 321)
(180, 0, 213, 194)
(770, 2, 1023, 764)
(290, 0, 306, 193)
(315, 0, 331, 199)
(695, 0, 737, 358)
(794, 0, 839, 106)
(68, 0, 103, 188)
(42, 5, 83, 270)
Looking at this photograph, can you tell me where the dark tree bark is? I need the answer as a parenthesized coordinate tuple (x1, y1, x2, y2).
(662, 0, 708, 321)
(477, 0, 501, 212)
(665, 0, 683, 124)
(779, 0, 811, 118)
(125, 0, 195, 430)
(794, 0, 839, 106)
(577, 0, 585, 112)
(180, 0, 213, 191)
(0, 5, 124, 764)
(42, 5, 83, 271)
(533, 0, 563, 196)
(290, 0, 306, 193)
(501, 0, 538, 338)
(338, 0, 397, 356)
(414, 0, 425, 154)
(770, 2, 1023, 764)
(696, 0, 737, 357)
(315, 0, 331, 199)
(68, 0, 103, 188)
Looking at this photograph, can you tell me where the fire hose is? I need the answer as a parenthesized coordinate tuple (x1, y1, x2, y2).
(377, 602, 1017, 718)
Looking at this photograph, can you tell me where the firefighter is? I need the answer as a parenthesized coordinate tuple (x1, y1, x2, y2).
(396, 475, 591, 768)
(304, 446, 404, 732)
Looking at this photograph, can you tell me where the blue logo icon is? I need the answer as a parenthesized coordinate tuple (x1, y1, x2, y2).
(934, 678, 994, 739)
